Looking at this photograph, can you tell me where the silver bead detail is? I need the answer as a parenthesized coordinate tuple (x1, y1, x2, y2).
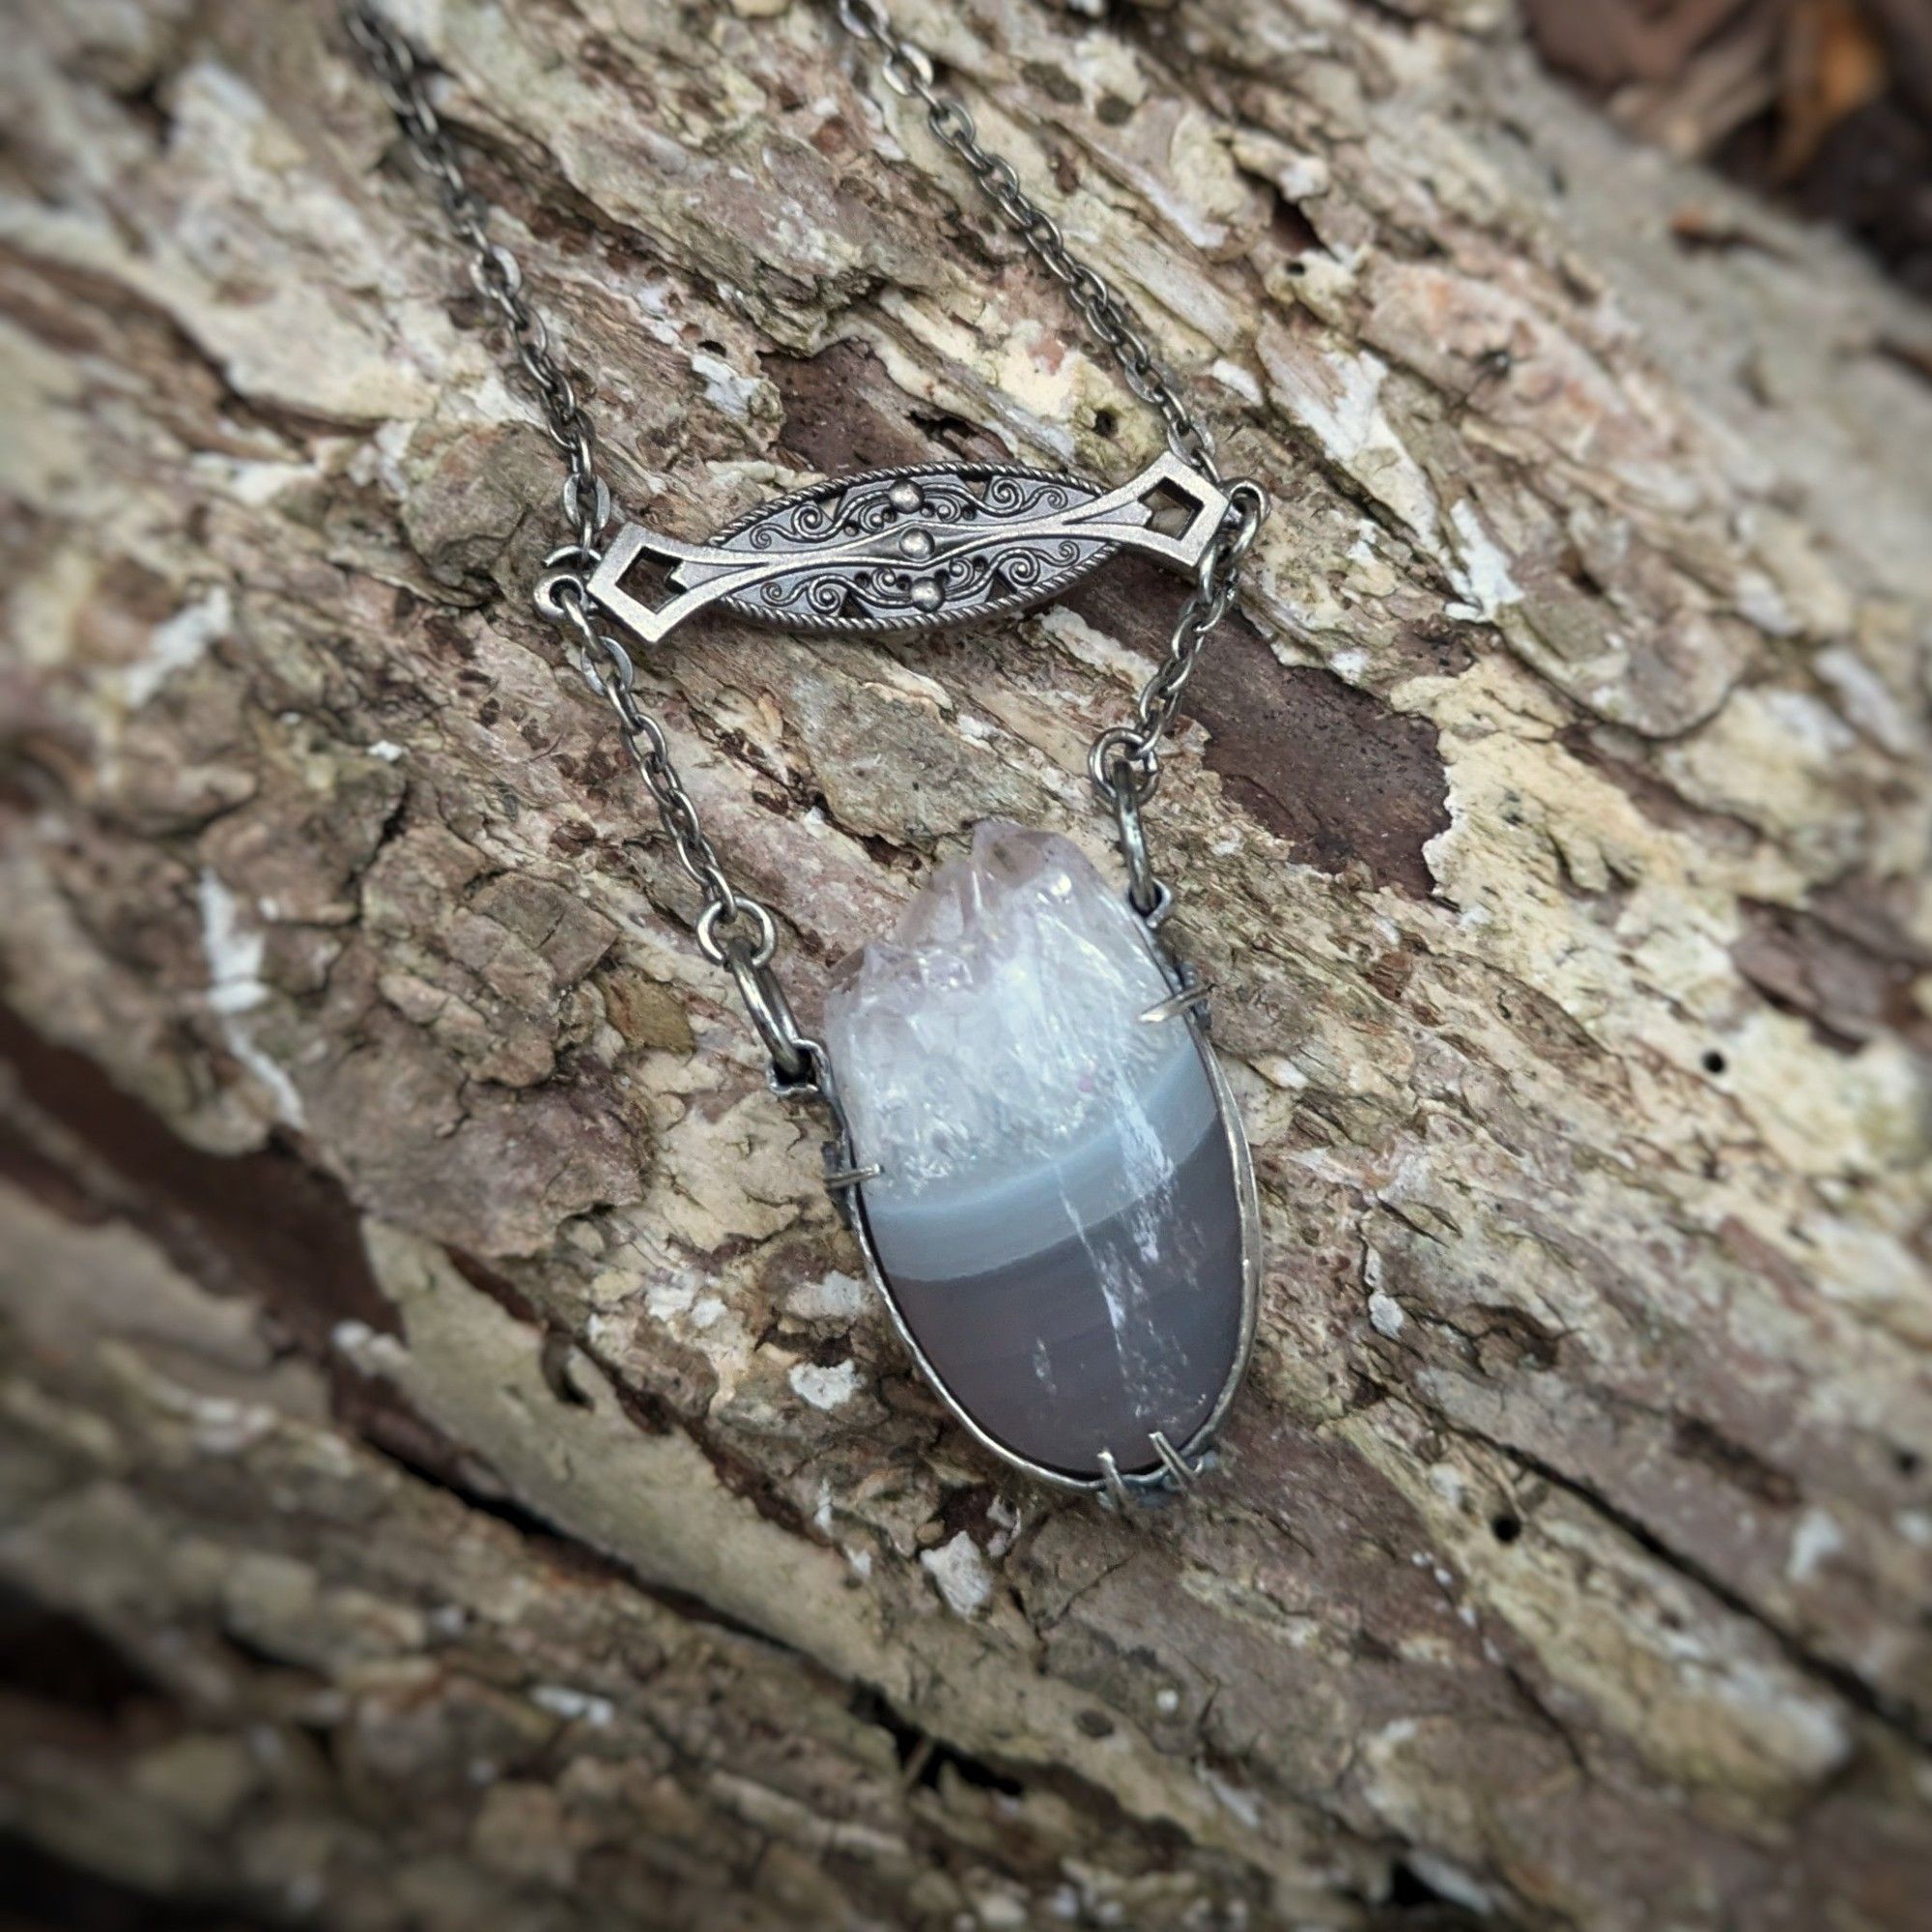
(910, 577, 944, 612)
(888, 479, 924, 514)
(899, 527, 935, 560)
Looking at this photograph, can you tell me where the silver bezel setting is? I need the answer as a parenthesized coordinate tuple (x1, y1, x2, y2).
(815, 897, 1261, 1503)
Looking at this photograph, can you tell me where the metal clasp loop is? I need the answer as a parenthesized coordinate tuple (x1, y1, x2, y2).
(728, 952, 816, 1089)
(1111, 777, 1165, 920)
(533, 543, 602, 628)
(696, 900, 817, 1089)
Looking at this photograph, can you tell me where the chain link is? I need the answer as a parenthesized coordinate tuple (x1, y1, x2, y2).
(343, 3, 611, 554)
(344, 4, 814, 1087)
(833, 0, 1271, 896)
(836, 0, 1219, 483)
(349, 0, 1267, 1081)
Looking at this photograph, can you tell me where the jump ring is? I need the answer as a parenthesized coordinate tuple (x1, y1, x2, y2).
(696, 897, 778, 969)
(1088, 724, 1159, 804)
(533, 566, 594, 625)
(1228, 477, 1270, 528)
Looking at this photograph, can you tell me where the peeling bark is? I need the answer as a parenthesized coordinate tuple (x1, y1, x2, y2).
(3, 1, 1931, 1927)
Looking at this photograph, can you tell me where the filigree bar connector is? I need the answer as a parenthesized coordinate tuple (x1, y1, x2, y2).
(585, 452, 1230, 645)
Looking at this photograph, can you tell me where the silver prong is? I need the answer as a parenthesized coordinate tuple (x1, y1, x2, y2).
(823, 1161, 882, 1190)
(1138, 983, 1212, 1025)
(1150, 1430, 1196, 1490)
(1096, 1449, 1132, 1510)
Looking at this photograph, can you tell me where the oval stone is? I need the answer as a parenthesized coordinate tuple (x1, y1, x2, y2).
(823, 821, 1252, 1482)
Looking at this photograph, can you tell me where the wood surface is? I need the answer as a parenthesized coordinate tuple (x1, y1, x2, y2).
(4, 1, 1932, 1926)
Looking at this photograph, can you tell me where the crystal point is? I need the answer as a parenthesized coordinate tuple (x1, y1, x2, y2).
(824, 822, 1249, 1481)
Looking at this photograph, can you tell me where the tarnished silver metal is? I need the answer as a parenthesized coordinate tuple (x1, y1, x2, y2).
(818, 895, 1264, 1502)
(344, 3, 820, 1092)
(831, 0, 1272, 904)
(588, 453, 1230, 645)
(350, 0, 1270, 1500)
(343, 4, 611, 555)
(715, 937, 816, 1088)
(1150, 1431, 1199, 1491)
(1105, 764, 1163, 917)
(836, 0, 1224, 488)
(1139, 983, 1213, 1027)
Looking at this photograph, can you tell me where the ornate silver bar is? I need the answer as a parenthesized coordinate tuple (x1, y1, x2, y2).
(585, 451, 1231, 645)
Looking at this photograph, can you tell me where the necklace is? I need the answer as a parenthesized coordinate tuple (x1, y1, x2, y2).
(346, 0, 1269, 1507)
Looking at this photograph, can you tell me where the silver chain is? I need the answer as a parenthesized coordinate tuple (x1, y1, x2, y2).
(342, 4, 611, 554)
(838, 0, 1217, 480)
(343, 2, 817, 1087)
(834, 0, 1268, 906)
(346, 0, 1267, 1074)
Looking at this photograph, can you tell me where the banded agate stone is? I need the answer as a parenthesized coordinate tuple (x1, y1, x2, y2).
(823, 822, 1247, 1481)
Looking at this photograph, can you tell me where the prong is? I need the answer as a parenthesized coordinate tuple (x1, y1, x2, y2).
(1150, 1430, 1197, 1490)
(1138, 983, 1212, 1025)
(1096, 1449, 1132, 1510)
(823, 1161, 882, 1190)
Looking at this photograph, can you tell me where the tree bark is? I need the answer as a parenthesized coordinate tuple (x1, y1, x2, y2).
(4, 1, 1932, 1926)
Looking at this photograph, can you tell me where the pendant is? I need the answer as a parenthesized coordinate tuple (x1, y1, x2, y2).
(820, 823, 1258, 1500)
(585, 452, 1230, 644)
(577, 455, 1259, 1498)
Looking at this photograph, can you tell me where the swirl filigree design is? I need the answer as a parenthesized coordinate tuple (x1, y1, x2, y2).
(707, 466, 1114, 632)
(586, 452, 1231, 645)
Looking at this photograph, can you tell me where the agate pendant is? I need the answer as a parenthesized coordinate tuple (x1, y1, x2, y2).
(571, 452, 1260, 1497)
(821, 823, 1258, 1498)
